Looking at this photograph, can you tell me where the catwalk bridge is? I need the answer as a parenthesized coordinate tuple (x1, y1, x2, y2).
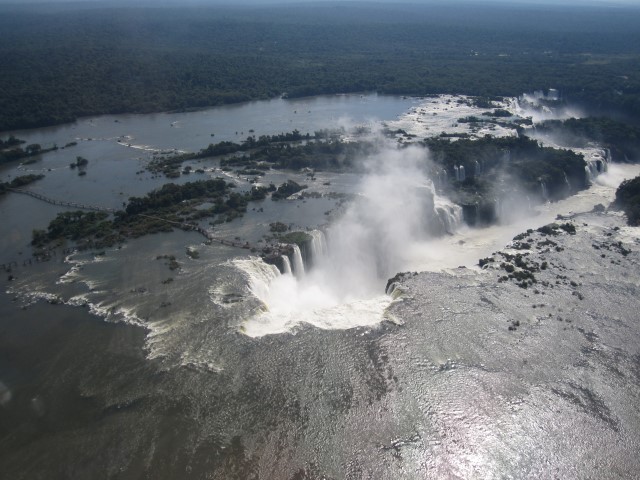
(5, 188, 255, 255)
(8, 187, 117, 213)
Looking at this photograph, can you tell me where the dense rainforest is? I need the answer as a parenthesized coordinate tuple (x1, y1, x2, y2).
(538, 117, 640, 161)
(1, 1, 640, 131)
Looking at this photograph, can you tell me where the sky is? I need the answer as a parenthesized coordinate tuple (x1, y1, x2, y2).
(1, 0, 640, 4)
(1, 0, 640, 7)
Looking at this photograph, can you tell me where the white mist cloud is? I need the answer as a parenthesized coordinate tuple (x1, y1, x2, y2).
(239, 140, 466, 336)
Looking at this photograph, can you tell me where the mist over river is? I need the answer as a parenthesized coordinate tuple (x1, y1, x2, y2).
(1, 93, 640, 479)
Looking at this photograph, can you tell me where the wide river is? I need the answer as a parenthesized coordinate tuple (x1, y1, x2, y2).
(1, 93, 639, 479)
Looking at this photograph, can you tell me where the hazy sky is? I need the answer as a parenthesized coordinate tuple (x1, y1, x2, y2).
(1, 0, 640, 4)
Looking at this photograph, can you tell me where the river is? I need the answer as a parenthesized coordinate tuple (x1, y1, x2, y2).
(1, 93, 639, 479)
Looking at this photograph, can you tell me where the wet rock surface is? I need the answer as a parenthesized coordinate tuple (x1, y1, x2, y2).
(382, 210, 640, 478)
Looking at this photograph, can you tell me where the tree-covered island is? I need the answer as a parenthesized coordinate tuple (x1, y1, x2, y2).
(31, 178, 269, 251)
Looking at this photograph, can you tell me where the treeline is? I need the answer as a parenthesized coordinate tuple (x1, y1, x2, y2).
(149, 130, 311, 177)
(222, 139, 380, 172)
(0, 135, 24, 149)
(421, 135, 587, 224)
(0, 174, 44, 195)
(538, 117, 640, 161)
(0, 140, 57, 166)
(1, 3, 640, 131)
(425, 135, 587, 196)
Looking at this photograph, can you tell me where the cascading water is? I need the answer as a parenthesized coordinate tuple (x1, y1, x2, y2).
(281, 255, 292, 275)
(564, 171, 571, 191)
(435, 197, 464, 234)
(584, 148, 610, 185)
(475, 160, 482, 176)
(234, 258, 280, 307)
(290, 244, 305, 277)
(235, 144, 466, 337)
(540, 181, 548, 201)
(307, 230, 328, 268)
(441, 169, 448, 187)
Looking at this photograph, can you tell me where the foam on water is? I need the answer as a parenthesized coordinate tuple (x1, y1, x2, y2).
(387, 94, 518, 139)
(57, 253, 109, 290)
(234, 257, 392, 338)
(405, 163, 640, 273)
(233, 144, 468, 337)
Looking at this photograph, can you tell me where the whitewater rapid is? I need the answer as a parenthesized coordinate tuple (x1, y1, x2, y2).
(233, 163, 640, 337)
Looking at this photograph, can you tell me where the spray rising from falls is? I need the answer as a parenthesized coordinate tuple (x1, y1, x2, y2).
(233, 144, 464, 337)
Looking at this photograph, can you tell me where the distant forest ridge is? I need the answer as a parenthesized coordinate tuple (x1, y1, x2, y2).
(0, 2, 639, 131)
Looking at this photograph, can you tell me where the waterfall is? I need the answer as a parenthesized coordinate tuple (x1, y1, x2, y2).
(234, 258, 280, 306)
(435, 199, 463, 234)
(563, 171, 571, 192)
(602, 150, 610, 172)
(475, 160, 482, 176)
(454, 166, 459, 181)
(308, 230, 328, 268)
(235, 143, 481, 337)
(291, 244, 305, 277)
(437, 169, 448, 189)
(585, 160, 599, 184)
(584, 148, 610, 185)
(540, 181, 548, 201)
(585, 165, 593, 185)
(281, 255, 292, 275)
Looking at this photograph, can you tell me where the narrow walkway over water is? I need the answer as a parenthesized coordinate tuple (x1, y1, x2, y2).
(137, 214, 253, 250)
(8, 188, 117, 213)
(5, 188, 255, 256)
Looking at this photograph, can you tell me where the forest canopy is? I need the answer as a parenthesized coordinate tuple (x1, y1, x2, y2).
(1, 2, 639, 131)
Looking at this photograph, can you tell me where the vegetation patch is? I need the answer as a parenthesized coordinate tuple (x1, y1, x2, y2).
(615, 176, 640, 226)
(1, 174, 45, 193)
(31, 178, 268, 250)
(277, 231, 312, 247)
(269, 222, 289, 233)
(148, 130, 311, 177)
(539, 117, 640, 161)
(0, 139, 57, 166)
(271, 180, 307, 201)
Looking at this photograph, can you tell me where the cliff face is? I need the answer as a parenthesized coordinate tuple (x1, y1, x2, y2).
(383, 209, 640, 477)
